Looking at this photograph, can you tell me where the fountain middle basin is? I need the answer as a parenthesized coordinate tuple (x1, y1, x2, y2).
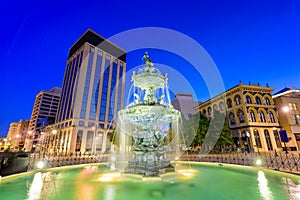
(0, 162, 299, 200)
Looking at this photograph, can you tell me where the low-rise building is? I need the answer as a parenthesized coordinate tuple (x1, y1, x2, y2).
(171, 93, 200, 119)
(273, 87, 300, 151)
(6, 120, 29, 150)
(195, 82, 282, 153)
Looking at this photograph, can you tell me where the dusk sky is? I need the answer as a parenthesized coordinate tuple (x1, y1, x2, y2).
(1, 0, 299, 137)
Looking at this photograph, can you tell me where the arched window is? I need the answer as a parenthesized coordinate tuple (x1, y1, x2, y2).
(219, 102, 225, 112)
(235, 95, 241, 105)
(264, 97, 271, 105)
(249, 111, 256, 122)
(273, 130, 282, 148)
(246, 95, 252, 104)
(268, 112, 275, 123)
(202, 109, 207, 116)
(208, 107, 212, 115)
(264, 130, 273, 150)
(229, 112, 235, 125)
(227, 99, 232, 108)
(254, 129, 262, 148)
(259, 111, 266, 122)
(256, 96, 262, 104)
(238, 110, 245, 123)
(213, 104, 218, 111)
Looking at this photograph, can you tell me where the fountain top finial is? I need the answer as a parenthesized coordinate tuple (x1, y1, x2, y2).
(142, 52, 154, 71)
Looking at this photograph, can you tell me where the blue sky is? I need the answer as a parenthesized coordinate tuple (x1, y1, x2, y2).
(0, 0, 299, 137)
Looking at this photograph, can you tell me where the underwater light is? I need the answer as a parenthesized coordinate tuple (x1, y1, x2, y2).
(177, 169, 196, 178)
(98, 172, 121, 182)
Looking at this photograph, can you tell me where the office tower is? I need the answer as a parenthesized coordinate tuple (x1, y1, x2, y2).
(48, 29, 126, 155)
(26, 87, 61, 151)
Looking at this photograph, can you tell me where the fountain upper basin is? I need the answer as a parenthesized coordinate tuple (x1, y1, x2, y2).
(118, 104, 181, 128)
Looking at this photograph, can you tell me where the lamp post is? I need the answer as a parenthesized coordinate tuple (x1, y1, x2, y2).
(26, 130, 34, 152)
(242, 131, 251, 153)
(15, 134, 20, 151)
(39, 131, 46, 156)
(277, 106, 289, 154)
(92, 126, 97, 155)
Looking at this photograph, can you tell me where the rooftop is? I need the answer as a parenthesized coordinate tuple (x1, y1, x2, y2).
(69, 29, 126, 62)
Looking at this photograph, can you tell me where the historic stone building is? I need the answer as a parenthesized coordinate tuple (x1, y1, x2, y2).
(195, 82, 283, 153)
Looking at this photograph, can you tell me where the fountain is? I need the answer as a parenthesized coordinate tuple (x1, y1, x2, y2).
(115, 52, 181, 177)
(1, 53, 299, 199)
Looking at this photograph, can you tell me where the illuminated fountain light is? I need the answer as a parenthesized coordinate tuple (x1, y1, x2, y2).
(36, 161, 46, 169)
(176, 169, 197, 178)
(98, 172, 121, 182)
(255, 158, 262, 166)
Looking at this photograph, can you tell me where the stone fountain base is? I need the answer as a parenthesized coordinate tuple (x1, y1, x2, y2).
(124, 149, 175, 177)
(124, 160, 175, 177)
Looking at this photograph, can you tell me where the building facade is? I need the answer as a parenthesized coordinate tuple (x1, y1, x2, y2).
(25, 87, 61, 152)
(47, 29, 126, 155)
(195, 82, 283, 153)
(7, 120, 29, 151)
(171, 93, 200, 119)
(273, 88, 300, 151)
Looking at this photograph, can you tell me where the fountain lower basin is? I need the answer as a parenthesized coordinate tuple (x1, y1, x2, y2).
(0, 162, 299, 200)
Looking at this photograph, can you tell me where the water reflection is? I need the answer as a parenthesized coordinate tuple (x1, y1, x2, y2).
(27, 172, 43, 200)
(257, 170, 273, 200)
(78, 181, 94, 200)
(281, 177, 300, 199)
(104, 185, 116, 200)
(26, 172, 61, 200)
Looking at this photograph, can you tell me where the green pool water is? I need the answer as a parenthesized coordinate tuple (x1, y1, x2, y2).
(0, 162, 299, 200)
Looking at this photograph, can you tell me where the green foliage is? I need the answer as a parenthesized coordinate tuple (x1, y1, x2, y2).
(182, 112, 209, 147)
(182, 110, 233, 151)
(209, 110, 233, 151)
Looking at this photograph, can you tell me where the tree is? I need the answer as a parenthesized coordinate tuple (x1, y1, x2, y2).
(209, 110, 233, 152)
(181, 113, 209, 150)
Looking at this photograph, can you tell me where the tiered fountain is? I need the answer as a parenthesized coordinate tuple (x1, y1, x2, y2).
(116, 52, 181, 177)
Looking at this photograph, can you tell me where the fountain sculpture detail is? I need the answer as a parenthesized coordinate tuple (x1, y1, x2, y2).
(116, 52, 181, 177)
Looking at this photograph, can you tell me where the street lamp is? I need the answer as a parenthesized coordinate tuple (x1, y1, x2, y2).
(92, 126, 97, 154)
(277, 106, 289, 154)
(15, 134, 20, 151)
(242, 130, 251, 153)
(26, 130, 34, 152)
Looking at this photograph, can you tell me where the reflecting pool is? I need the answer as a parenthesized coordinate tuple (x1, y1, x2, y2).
(1, 162, 300, 200)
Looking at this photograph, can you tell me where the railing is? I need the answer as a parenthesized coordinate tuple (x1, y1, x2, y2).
(28, 153, 109, 171)
(179, 152, 300, 175)
(28, 151, 300, 175)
